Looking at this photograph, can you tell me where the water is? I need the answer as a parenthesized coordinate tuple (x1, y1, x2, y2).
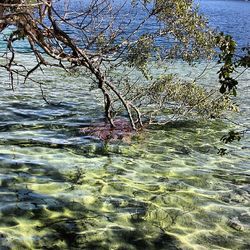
(198, 0, 250, 48)
(0, 1, 250, 249)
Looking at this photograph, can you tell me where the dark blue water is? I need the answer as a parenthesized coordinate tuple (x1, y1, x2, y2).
(1, 0, 249, 52)
(198, 0, 250, 47)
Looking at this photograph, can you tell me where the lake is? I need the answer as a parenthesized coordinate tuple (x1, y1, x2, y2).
(0, 0, 249, 249)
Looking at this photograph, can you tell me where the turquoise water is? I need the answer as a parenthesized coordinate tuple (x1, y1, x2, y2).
(0, 1, 250, 249)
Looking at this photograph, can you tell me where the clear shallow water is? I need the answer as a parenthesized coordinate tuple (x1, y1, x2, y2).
(0, 1, 250, 250)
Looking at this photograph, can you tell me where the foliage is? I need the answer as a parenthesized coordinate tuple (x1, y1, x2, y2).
(217, 130, 246, 156)
(221, 130, 242, 144)
(124, 73, 238, 125)
(215, 34, 249, 155)
(238, 47, 250, 68)
(216, 34, 249, 96)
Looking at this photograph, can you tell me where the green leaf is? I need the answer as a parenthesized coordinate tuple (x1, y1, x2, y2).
(232, 88, 237, 97)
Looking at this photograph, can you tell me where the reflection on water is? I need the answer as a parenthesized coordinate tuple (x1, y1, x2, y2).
(0, 58, 249, 249)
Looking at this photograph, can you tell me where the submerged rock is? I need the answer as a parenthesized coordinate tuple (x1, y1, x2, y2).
(79, 118, 137, 141)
